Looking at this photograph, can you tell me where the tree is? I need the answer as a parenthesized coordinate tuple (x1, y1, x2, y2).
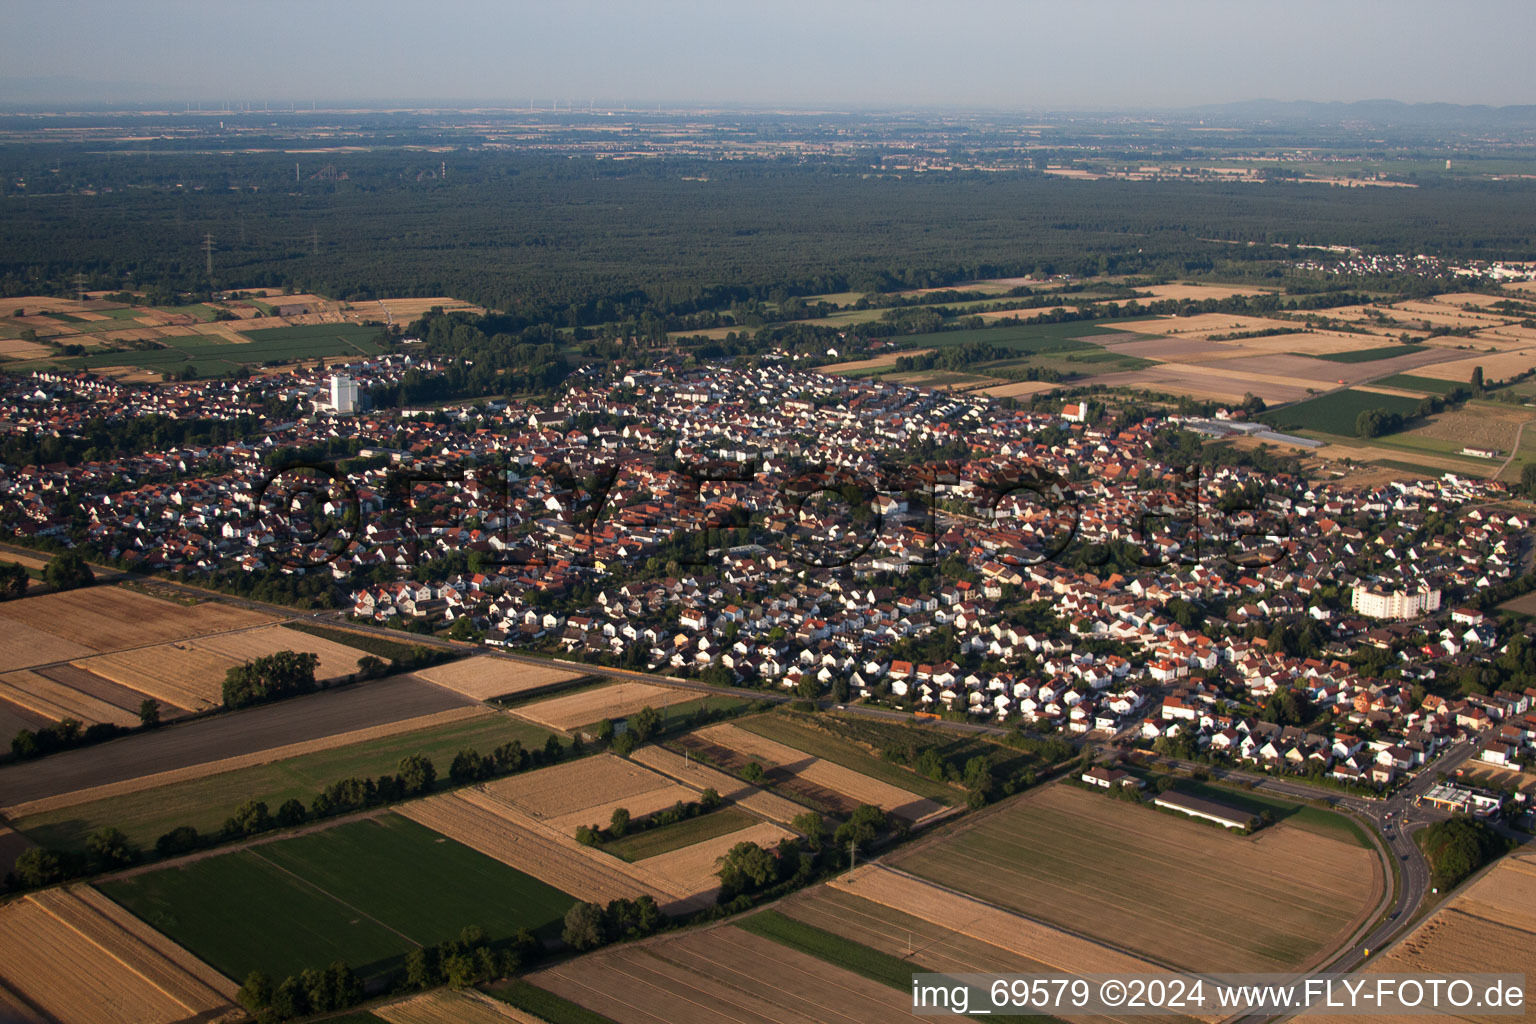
(1471, 366, 1485, 390)
(224, 799, 272, 837)
(717, 840, 778, 899)
(138, 698, 161, 729)
(221, 650, 320, 708)
(13, 847, 64, 887)
(275, 799, 308, 827)
(629, 705, 663, 741)
(449, 748, 485, 783)
(404, 947, 441, 989)
(85, 826, 137, 870)
(562, 901, 608, 950)
(1522, 462, 1536, 497)
(0, 562, 28, 601)
(1422, 817, 1505, 888)
(156, 825, 200, 857)
(740, 761, 766, 784)
(237, 970, 273, 1012)
(355, 655, 386, 678)
(700, 787, 722, 810)
(791, 810, 825, 848)
(399, 754, 437, 794)
(609, 806, 631, 838)
(43, 551, 93, 591)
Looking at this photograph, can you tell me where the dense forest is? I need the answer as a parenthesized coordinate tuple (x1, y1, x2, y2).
(4, 145, 1536, 327)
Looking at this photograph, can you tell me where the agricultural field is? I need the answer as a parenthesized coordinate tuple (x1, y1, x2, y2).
(1305, 852, 1536, 1024)
(58, 323, 387, 379)
(0, 585, 275, 653)
(894, 320, 1133, 354)
(524, 923, 917, 1024)
(601, 806, 758, 861)
(688, 720, 951, 824)
(5, 705, 525, 855)
(627, 743, 814, 825)
(376, 987, 538, 1024)
(1259, 389, 1425, 436)
(416, 655, 587, 701)
(511, 679, 719, 732)
(99, 814, 577, 983)
(399, 790, 673, 910)
(0, 885, 238, 1024)
(888, 783, 1381, 973)
(1312, 344, 1427, 363)
(734, 712, 965, 804)
(484, 753, 699, 833)
(0, 664, 146, 728)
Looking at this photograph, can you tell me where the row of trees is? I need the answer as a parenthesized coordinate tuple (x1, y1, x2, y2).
(575, 788, 723, 847)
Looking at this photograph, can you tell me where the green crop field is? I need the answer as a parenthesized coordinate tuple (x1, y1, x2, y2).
(14, 713, 554, 853)
(603, 807, 755, 861)
(99, 814, 577, 982)
(490, 980, 621, 1024)
(732, 712, 959, 803)
(1311, 344, 1426, 363)
(1260, 388, 1423, 435)
(60, 322, 385, 378)
(894, 320, 1135, 354)
(1375, 374, 1466, 394)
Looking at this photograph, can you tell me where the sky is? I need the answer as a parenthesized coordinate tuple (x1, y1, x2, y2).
(4, 0, 1535, 110)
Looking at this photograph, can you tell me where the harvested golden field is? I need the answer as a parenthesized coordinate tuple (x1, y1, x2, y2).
(1092, 363, 1317, 404)
(527, 925, 916, 1024)
(819, 349, 934, 374)
(975, 303, 1074, 321)
(0, 338, 54, 359)
(0, 619, 95, 672)
(0, 668, 141, 727)
(366, 296, 486, 320)
(1416, 347, 1536, 384)
(629, 744, 810, 825)
(190, 624, 366, 681)
(1306, 853, 1536, 1024)
(77, 644, 241, 712)
(831, 865, 1166, 975)
(0, 587, 275, 652)
(889, 784, 1380, 973)
(486, 753, 690, 823)
(376, 987, 540, 1024)
(416, 655, 585, 701)
(975, 380, 1064, 398)
(1399, 404, 1536, 454)
(0, 886, 237, 1024)
(513, 680, 699, 731)
(1138, 283, 1276, 302)
(398, 789, 685, 909)
(695, 722, 948, 825)
(639, 820, 793, 896)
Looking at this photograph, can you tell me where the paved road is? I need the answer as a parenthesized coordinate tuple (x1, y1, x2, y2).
(0, 672, 473, 809)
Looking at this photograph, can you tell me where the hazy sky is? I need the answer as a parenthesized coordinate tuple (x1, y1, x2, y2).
(5, 0, 1534, 109)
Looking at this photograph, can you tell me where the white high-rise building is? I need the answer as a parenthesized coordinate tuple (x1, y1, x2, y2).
(329, 374, 359, 414)
(1350, 585, 1441, 620)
